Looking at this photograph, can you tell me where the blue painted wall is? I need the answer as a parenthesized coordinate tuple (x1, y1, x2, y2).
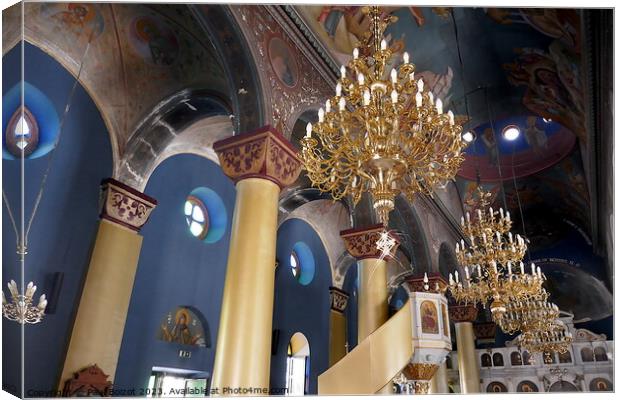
(2, 42, 113, 396)
(343, 263, 358, 350)
(114, 154, 235, 394)
(269, 218, 332, 395)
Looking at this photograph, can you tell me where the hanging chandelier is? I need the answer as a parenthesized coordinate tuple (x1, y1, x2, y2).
(447, 189, 545, 325)
(2, 280, 47, 324)
(517, 322, 573, 357)
(300, 6, 467, 226)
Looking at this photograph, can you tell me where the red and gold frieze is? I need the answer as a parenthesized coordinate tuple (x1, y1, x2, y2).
(340, 224, 399, 260)
(474, 321, 497, 342)
(213, 126, 302, 189)
(99, 178, 157, 233)
(448, 303, 478, 323)
(404, 273, 448, 294)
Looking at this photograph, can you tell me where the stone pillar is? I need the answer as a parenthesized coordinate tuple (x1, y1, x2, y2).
(340, 225, 398, 343)
(449, 304, 480, 393)
(211, 126, 302, 395)
(59, 178, 156, 389)
(429, 361, 449, 393)
(328, 287, 349, 366)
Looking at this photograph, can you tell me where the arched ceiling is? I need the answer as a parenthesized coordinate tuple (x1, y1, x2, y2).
(2, 2, 233, 173)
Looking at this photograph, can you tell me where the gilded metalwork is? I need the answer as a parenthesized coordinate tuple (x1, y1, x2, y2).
(300, 6, 467, 225)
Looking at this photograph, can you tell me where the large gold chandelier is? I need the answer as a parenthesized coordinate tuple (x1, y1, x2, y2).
(447, 189, 545, 324)
(300, 6, 467, 225)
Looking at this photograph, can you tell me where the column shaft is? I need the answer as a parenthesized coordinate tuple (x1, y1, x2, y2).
(455, 322, 480, 393)
(211, 178, 280, 393)
(60, 220, 143, 387)
(357, 258, 388, 343)
(429, 361, 449, 393)
(329, 310, 347, 366)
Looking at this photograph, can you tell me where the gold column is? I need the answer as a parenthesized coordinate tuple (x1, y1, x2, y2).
(341, 225, 398, 394)
(59, 179, 156, 390)
(449, 304, 480, 393)
(211, 127, 302, 395)
(329, 287, 349, 366)
(429, 361, 449, 393)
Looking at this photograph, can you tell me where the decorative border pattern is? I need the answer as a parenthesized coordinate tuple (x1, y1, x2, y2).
(448, 303, 478, 323)
(213, 125, 302, 189)
(329, 286, 349, 313)
(100, 178, 157, 232)
(404, 273, 448, 294)
(340, 224, 400, 260)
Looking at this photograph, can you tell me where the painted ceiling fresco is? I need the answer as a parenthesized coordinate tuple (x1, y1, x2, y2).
(3, 3, 229, 165)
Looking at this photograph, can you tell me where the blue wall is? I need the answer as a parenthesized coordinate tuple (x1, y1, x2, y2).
(342, 263, 358, 350)
(2, 42, 113, 396)
(269, 218, 332, 394)
(114, 154, 235, 394)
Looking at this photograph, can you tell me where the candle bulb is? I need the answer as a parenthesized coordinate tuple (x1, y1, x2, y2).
(482, 232, 487, 244)
(477, 265, 482, 277)
(466, 212, 471, 223)
(461, 216, 465, 226)
(496, 231, 501, 243)
(409, 72, 415, 82)
(508, 262, 512, 275)
(336, 82, 342, 97)
(339, 97, 346, 111)
(531, 263, 536, 275)
(447, 110, 454, 125)
(391, 89, 398, 104)
(455, 243, 460, 253)
(477, 209, 482, 220)
(436, 98, 443, 114)
(318, 108, 324, 123)
(449, 273, 454, 285)
(508, 232, 513, 243)
(363, 89, 371, 106)
(520, 261, 525, 275)
(423, 273, 428, 283)
(353, 47, 359, 59)
(325, 99, 331, 113)
(461, 239, 465, 249)
(417, 79, 424, 93)
(428, 92, 434, 105)
(305, 123, 312, 138)
(465, 266, 470, 279)
(340, 65, 346, 79)
(455, 271, 459, 282)
(357, 73, 365, 85)
(506, 211, 511, 221)
(537, 266, 542, 277)
(380, 39, 387, 51)
(403, 51, 410, 64)
(391, 68, 398, 84)
(493, 262, 498, 274)
(500, 208, 504, 219)
(415, 92, 423, 107)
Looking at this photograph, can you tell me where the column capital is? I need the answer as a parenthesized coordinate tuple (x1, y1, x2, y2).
(448, 303, 478, 323)
(340, 224, 399, 260)
(404, 273, 448, 294)
(213, 125, 302, 189)
(99, 178, 157, 233)
(329, 286, 349, 313)
(473, 322, 497, 344)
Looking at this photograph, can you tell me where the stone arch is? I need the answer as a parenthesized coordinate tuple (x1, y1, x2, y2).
(190, 4, 264, 133)
(118, 89, 233, 190)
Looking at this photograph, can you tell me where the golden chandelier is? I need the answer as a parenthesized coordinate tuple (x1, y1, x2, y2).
(300, 6, 467, 225)
(447, 189, 545, 324)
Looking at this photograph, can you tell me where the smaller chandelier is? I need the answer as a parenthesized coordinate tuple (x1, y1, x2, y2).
(2, 280, 47, 324)
(517, 319, 573, 357)
(495, 291, 556, 335)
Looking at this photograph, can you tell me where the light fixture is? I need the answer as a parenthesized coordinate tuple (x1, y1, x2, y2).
(300, 6, 468, 226)
(447, 188, 545, 324)
(2, 280, 47, 324)
(502, 125, 520, 141)
(462, 131, 475, 143)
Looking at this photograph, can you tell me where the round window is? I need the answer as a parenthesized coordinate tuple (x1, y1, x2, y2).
(184, 195, 209, 240)
(5, 107, 39, 158)
(183, 187, 227, 243)
(290, 242, 315, 285)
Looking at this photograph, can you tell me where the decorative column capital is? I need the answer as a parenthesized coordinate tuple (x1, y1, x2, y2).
(213, 125, 302, 189)
(329, 287, 349, 313)
(404, 273, 448, 294)
(473, 322, 497, 344)
(448, 303, 478, 323)
(340, 224, 400, 260)
(99, 178, 157, 233)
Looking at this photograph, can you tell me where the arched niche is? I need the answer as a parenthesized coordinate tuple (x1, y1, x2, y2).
(549, 381, 579, 392)
(2, 41, 113, 396)
(286, 332, 310, 395)
(158, 306, 212, 348)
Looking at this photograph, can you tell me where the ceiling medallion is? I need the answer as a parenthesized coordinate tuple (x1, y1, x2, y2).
(300, 6, 467, 226)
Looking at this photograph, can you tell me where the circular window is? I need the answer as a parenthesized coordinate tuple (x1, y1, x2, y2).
(184, 195, 209, 240)
(184, 187, 227, 243)
(290, 242, 315, 285)
(5, 107, 39, 158)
